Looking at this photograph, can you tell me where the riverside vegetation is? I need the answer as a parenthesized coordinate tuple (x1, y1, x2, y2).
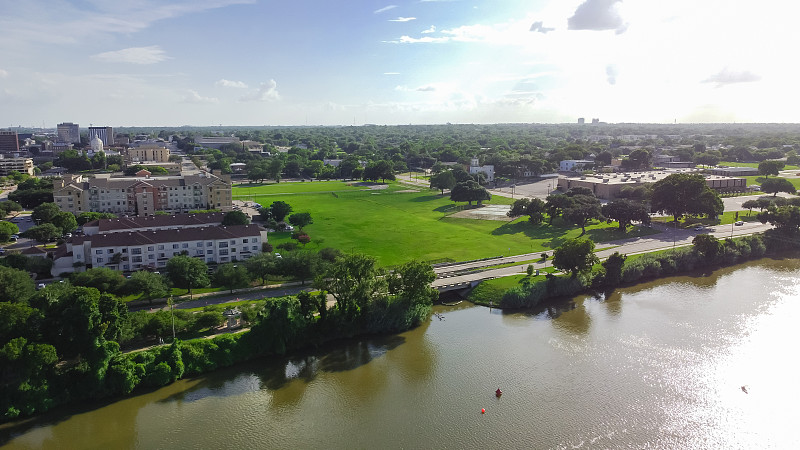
(0, 255, 437, 423)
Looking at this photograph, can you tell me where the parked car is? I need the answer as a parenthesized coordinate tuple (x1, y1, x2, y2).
(735, 221, 744, 226)
(37, 283, 46, 289)
(694, 225, 704, 231)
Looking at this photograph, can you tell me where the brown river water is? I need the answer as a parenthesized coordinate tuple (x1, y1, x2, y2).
(3, 258, 800, 449)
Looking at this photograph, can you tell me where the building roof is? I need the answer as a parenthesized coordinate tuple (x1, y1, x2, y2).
(87, 212, 226, 232)
(83, 224, 262, 248)
(64, 173, 227, 191)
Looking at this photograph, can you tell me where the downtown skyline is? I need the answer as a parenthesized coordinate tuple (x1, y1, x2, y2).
(0, 0, 796, 127)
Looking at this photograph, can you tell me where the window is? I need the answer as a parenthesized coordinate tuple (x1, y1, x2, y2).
(252, 246, 258, 251)
(173, 244, 179, 249)
(96, 258, 104, 263)
(148, 246, 154, 251)
(206, 250, 213, 254)
(182, 243, 188, 248)
(196, 242, 202, 247)
(107, 249, 114, 254)
(159, 253, 166, 258)
(95, 249, 102, 255)
(132, 256, 142, 263)
(219, 249, 228, 255)
(231, 248, 237, 253)
(242, 238, 249, 243)
(148, 255, 155, 260)
(131, 248, 142, 255)
(229, 240, 235, 245)
(218, 242, 228, 248)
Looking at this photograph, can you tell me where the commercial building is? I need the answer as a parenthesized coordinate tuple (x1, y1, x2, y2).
(557, 170, 746, 200)
(57, 122, 81, 144)
(0, 131, 20, 154)
(88, 126, 113, 146)
(53, 171, 233, 216)
(126, 144, 170, 163)
(82, 212, 226, 235)
(709, 167, 759, 177)
(559, 160, 595, 172)
(468, 157, 495, 182)
(195, 136, 239, 149)
(0, 156, 34, 176)
(51, 222, 267, 276)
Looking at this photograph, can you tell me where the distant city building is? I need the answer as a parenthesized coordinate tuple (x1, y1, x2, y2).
(52, 171, 233, 216)
(577, 118, 585, 124)
(89, 136, 104, 155)
(468, 157, 495, 182)
(559, 160, 595, 172)
(195, 136, 239, 149)
(125, 144, 170, 163)
(88, 126, 114, 146)
(0, 130, 20, 154)
(0, 156, 34, 176)
(591, 118, 600, 124)
(57, 122, 81, 144)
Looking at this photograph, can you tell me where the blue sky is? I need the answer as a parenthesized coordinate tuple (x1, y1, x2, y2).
(0, 0, 796, 127)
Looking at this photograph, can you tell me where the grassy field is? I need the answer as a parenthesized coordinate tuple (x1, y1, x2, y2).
(235, 181, 659, 266)
(720, 161, 800, 170)
(743, 175, 800, 191)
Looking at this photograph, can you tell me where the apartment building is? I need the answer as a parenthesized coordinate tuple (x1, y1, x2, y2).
(82, 212, 225, 235)
(0, 156, 34, 176)
(52, 223, 266, 275)
(53, 171, 233, 216)
(126, 144, 170, 163)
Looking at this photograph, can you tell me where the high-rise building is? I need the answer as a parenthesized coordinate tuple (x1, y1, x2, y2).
(0, 130, 20, 154)
(577, 118, 585, 124)
(88, 126, 113, 146)
(57, 122, 81, 144)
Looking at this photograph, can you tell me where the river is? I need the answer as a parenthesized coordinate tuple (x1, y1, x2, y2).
(3, 258, 800, 449)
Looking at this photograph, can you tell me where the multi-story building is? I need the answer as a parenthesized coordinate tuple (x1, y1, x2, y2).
(125, 144, 170, 163)
(57, 122, 81, 144)
(52, 171, 233, 216)
(82, 212, 226, 235)
(88, 126, 113, 146)
(52, 223, 266, 275)
(0, 130, 20, 154)
(0, 156, 34, 176)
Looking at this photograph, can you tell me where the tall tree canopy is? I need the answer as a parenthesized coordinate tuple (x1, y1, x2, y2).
(650, 173, 723, 221)
(450, 180, 491, 206)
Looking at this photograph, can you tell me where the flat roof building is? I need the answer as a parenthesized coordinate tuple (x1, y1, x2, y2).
(0, 131, 19, 154)
(57, 122, 81, 144)
(0, 156, 34, 176)
(557, 170, 746, 200)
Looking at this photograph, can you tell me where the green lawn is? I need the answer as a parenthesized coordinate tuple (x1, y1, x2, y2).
(720, 161, 800, 170)
(238, 181, 660, 266)
(743, 175, 800, 191)
(651, 210, 758, 228)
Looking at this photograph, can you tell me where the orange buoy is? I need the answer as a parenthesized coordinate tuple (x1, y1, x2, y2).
(481, 408, 485, 414)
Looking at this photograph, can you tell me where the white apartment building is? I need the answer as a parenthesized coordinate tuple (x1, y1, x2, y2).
(53, 224, 266, 276)
(0, 156, 34, 176)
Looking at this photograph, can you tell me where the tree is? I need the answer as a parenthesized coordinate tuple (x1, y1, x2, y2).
(621, 149, 651, 170)
(601, 252, 626, 287)
(757, 205, 800, 234)
(651, 173, 723, 221)
(450, 180, 491, 206)
(552, 238, 599, 278)
(51, 211, 77, 235)
(390, 260, 438, 306)
(742, 199, 760, 215)
(508, 198, 531, 218)
(563, 194, 603, 235)
(760, 177, 796, 197)
(222, 210, 250, 226)
(245, 252, 279, 285)
(692, 234, 723, 260)
(31, 202, 60, 224)
(22, 223, 61, 243)
(76, 212, 117, 225)
(270, 201, 293, 222)
(0, 265, 35, 304)
(122, 271, 170, 304)
(363, 160, 395, 183)
(213, 263, 251, 293)
(315, 253, 387, 319)
(545, 193, 572, 224)
(71, 267, 126, 294)
(758, 160, 785, 178)
(165, 255, 210, 295)
(0, 200, 23, 216)
(429, 170, 456, 194)
(602, 199, 651, 231)
(0, 220, 19, 242)
(694, 152, 721, 166)
(288, 212, 313, 230)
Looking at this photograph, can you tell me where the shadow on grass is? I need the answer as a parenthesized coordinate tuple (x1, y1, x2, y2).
(411, 194, 444, 202)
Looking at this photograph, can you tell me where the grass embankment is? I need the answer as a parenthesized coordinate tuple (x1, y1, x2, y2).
(234, 181, 658, 266)
(719, 161, 800, 170)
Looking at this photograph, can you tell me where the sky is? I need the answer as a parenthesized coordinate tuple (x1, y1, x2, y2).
(0, 0, 797, 127)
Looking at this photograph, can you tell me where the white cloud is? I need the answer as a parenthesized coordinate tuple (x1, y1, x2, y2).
(389, 17, 417, 22)
(0, 69, 8, 78)
(215, 79, 248, 88)
(92, 46, 170, 64)
(181, 90, 218, 103)
(421, 25, 436, 34)
(702, 68, 761, 87)
(568, 0, 628, 34)
(239, 80, 280, 102)
(374, 5, 398, 14)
